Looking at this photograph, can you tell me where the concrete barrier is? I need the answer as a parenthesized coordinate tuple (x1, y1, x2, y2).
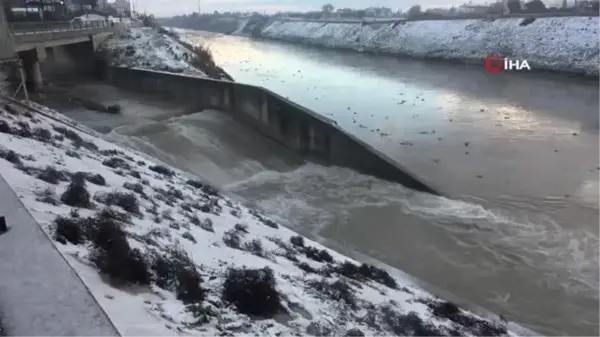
(104, 66, 440, 195)
(274, 12, 598, 25)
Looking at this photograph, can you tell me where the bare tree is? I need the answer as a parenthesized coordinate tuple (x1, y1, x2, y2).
(322, 3, 334, 13)
(407, 5, 421, 18)
(524, 0, 547, 12)
(507, 0, 521, 13)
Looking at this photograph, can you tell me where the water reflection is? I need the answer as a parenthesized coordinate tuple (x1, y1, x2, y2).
(177, 30, 599, 335)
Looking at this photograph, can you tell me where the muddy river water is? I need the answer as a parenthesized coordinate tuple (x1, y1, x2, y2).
(39, 30, 599, 336)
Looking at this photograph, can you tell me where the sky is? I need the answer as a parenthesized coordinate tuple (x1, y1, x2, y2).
(137, 0, 484, 17)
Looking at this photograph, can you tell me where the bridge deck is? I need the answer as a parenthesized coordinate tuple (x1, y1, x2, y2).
(9, 20, 118, 51)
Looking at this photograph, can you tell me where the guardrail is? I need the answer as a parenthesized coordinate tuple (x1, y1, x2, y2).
(10, 20, 116, 35)
(276, 11, 598, 24)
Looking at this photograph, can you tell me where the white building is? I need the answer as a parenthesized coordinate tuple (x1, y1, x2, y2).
(364, 7, 393, 17)
(110, 0, 130, 16)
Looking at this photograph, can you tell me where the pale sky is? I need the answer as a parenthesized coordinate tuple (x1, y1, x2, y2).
(138, 0, 480, 17)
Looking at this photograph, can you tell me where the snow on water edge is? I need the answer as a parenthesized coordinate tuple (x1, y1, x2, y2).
(0, 100, 520, 336)
(260, 17, 600, 76)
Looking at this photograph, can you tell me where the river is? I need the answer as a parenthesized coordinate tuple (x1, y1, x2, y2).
(184, 30, 599, 336)
(42, 29, 599, 336)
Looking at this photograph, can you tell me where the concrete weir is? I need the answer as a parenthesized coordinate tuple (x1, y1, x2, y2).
(104, 66, 440, 195)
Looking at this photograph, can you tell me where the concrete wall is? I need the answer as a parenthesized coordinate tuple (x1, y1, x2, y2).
(104, 66, 439, 195)
(0, 0, 16, 61)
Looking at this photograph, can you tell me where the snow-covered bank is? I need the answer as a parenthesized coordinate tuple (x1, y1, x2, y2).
(99, 27, 231, 80)
(259, 17, 600, 76)
(0, 98, 517, 336)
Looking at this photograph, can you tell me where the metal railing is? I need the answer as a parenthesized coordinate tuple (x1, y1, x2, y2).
(10, 20, 116, 36)
(277, 11, 598, 24)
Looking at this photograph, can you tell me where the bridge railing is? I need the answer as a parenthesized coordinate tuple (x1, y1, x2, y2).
(10, 20, 115, 35)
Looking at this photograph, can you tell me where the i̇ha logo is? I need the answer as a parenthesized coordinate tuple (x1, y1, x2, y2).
(485, 55, 531, 73)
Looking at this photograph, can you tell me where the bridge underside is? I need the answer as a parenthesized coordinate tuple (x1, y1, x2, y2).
(10, 31, 115, 92)
(0, 19, 118, 92)
(15, 36, 91, 52)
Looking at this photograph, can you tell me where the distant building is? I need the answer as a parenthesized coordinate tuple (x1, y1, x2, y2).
(364, 6, 393, 17)
(6, 0, 68, 20)
(574, 0, 600, 10)
(335, 7, 354, 14)
(424, 7, 451, 15)
(109, 0, 130, 16)
(458, 4, 491, 14)
(459, 1, 509, 15)
(0, 0, 16, 61)
(64, 0, 93, 12)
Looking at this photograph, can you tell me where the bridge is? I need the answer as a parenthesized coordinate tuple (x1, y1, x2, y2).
(0, 10, 120, 92)
(10, 20, 119, 52)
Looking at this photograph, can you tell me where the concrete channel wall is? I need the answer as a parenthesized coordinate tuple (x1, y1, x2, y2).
(104, 66, 440, 195)
(0, 0, 15, 61)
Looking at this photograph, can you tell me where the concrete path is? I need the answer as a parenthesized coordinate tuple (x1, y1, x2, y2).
(0, 174, 119, 336)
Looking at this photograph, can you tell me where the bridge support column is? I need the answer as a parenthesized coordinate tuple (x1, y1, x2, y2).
(29, 60, 43, 91)
(19, 48, 45, 92)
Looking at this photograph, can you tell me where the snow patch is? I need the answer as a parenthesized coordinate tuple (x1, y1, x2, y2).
(260, 17, 599, 75)
(99, 27, 207, 77)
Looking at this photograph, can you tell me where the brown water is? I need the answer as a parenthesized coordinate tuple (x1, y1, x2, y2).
(41, 30, 599, 336)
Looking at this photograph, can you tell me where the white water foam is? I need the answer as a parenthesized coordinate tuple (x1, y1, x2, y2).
(225, 163, 599, 303)
(95, 111, 597, 335)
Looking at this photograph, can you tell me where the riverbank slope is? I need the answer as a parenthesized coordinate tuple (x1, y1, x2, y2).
(0, 97, 517, 336)
(257, 16, 599, 76)
(98, 27, 232, 80)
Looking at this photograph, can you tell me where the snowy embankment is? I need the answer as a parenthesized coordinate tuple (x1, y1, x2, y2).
(260, 17, 600, 75)
(0, 99, 514, 336)
(100, 27, 205, 76)
(99, 27, 231, 80)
